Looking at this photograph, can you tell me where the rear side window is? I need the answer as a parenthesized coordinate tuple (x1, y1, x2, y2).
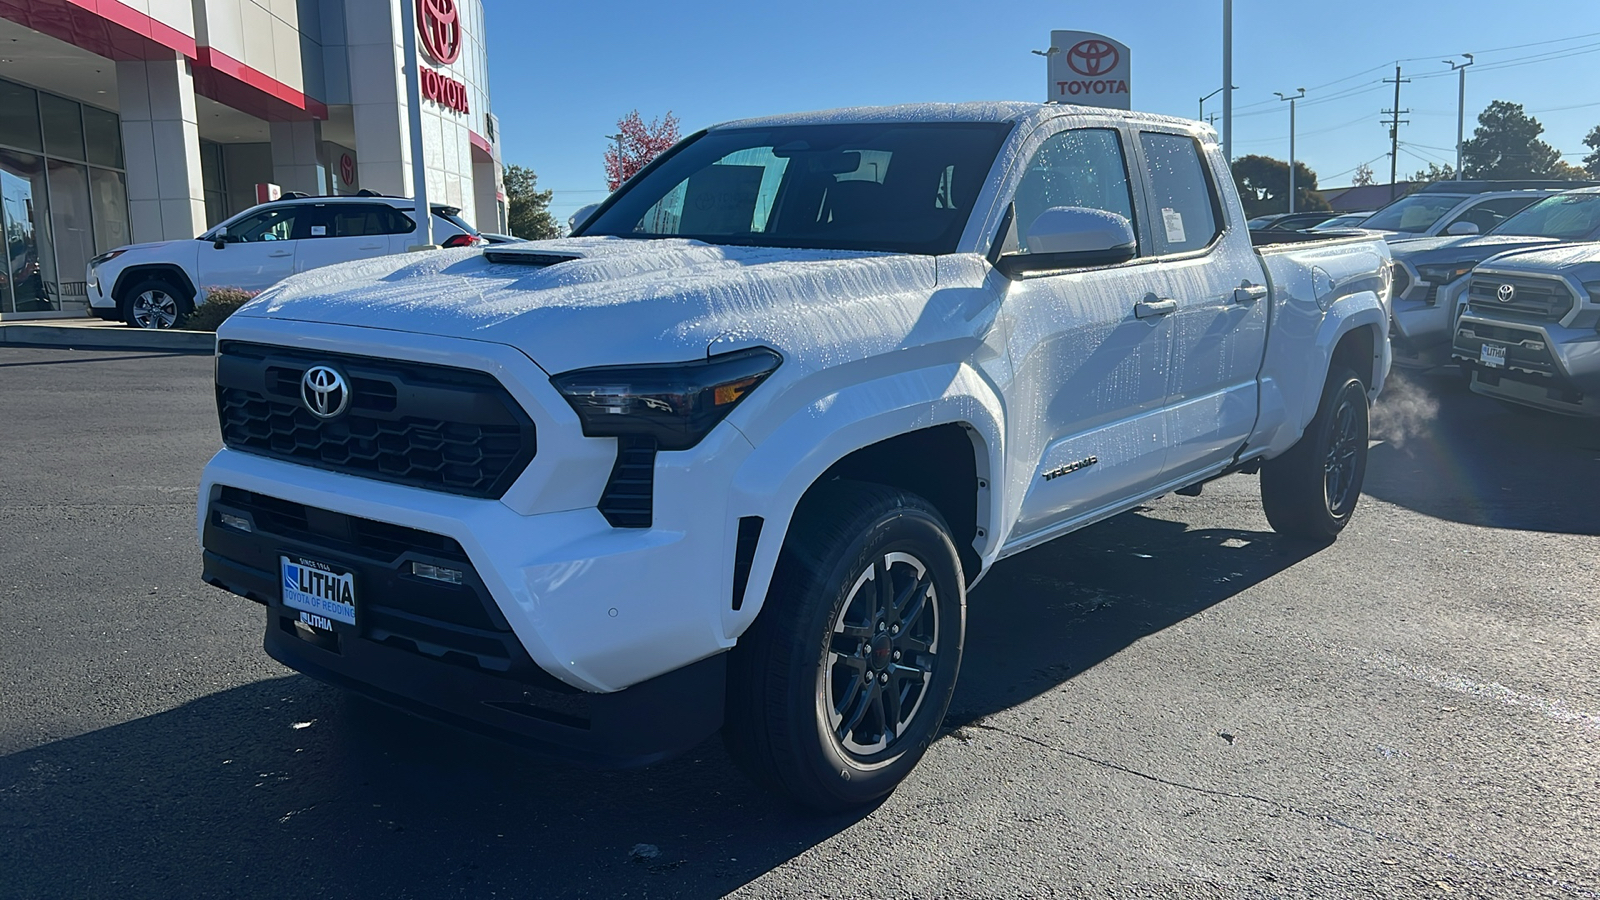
(1137, 132, 1222, 255)
(1012, 128, 1138, 255)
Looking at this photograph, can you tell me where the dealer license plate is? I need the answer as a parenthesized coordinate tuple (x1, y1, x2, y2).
(281, 556, 357, 625)
(1480, 343, 1507, 368)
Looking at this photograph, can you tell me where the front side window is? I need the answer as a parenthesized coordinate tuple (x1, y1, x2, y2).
(1492, 193, 1600, 240)
(219, 207, 299, 242)
(581, 122, 1013, 254)
(1011, 128, 1137, 255)
(1138, 132, 1221, 255)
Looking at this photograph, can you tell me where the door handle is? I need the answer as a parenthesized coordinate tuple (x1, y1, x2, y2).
(268, 250, 293, 258)
(1233, 284, 1269, 304)
(358, 243, 384, 250)
(1134, 298, 1178, 319)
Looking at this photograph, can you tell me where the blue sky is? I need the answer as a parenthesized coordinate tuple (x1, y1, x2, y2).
(484, 0, 1600, 223)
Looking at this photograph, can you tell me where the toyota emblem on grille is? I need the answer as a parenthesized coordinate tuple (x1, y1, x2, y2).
(301, 365, 350, 419)
(1497, 283, 1517, 303)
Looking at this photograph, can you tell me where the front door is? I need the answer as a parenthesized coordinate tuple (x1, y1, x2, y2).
(1002, 125, 1174, 543)
(200, 205, 303, 293)
(1133, 130, 1268, 479)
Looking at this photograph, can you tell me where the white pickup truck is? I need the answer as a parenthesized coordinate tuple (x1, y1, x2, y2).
(198, 102, 1392, 810)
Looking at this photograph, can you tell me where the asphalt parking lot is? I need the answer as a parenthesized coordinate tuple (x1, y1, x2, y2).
(2, 346, 1598, 899)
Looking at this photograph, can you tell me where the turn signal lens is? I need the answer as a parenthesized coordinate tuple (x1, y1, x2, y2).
(411, 562, 464, 585)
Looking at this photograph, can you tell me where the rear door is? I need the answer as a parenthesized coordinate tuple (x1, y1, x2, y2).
(1131, 129, 1268, 479)
(198, 205, 303, 292)
(1002, 124, 1174, 542)
(295, 203, 409, 274)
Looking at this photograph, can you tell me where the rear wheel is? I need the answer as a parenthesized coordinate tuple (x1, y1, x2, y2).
(724, 481, 966, 812)
(122, 278, 190, 329)
(1260, 368, 1369, 542)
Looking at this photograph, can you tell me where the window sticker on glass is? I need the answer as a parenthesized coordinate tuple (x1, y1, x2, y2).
(1162, 208, 1186, 245)
(311, 225, 326, 236)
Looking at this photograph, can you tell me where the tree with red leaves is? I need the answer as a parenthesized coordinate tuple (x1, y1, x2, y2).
(604, 110, 681, 191)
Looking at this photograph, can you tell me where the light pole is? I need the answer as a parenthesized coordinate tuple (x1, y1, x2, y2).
(604, 132, 624, 190)
(1200, 85, 1235, 127)
(1222, 0, 1233, 162)
(398, 0, 433, 247)
(1032, 46, 1059, 101)
(1445, 54, 1474, 180)
(1275, 88, 1306, 213)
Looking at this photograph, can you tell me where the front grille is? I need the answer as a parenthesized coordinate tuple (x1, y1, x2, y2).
(1467, 275, 1576, 321)
(216, 342, 536, 499)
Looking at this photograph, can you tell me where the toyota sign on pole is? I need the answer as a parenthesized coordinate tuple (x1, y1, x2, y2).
(1047, 31, 1131, 109)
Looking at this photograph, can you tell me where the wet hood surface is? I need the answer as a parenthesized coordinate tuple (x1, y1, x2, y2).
(231, 237, 938, 373)
(1390, 234, 1562, 267)
(1469, 240, 1600, 276)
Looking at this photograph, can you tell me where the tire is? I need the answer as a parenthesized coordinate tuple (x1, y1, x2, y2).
(121, 278, 190, 329)
(724, 481, 966, 812)
(1260, 367, 1369, 542)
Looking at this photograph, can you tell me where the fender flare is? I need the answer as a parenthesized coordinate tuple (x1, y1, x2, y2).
(1257, 292, 1389, 459)
(717, 361, 1006, 641)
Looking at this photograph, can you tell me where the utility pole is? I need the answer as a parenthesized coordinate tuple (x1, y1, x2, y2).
(1445, 54, 1474, 180)
(1382, 66, 1411, 203)
(1276, 88, 1306, 213)
(1222, 0, 1233, 162)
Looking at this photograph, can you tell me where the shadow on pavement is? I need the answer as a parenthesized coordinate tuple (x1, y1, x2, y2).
(0, 506, 1316, 900)
(1363, 367, 1600, 535)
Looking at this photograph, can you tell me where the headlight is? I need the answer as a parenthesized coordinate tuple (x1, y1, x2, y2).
(89, 249, 126, 268)
(1415, 262, 1475, 286)
(551, 347, 782, 451)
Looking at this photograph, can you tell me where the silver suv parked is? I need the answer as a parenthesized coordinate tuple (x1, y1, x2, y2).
(1453, 242, 1600, 416)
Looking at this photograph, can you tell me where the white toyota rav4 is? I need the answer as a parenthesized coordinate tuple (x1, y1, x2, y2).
(87, 193, 481, 328)
(199, 103, 1392, 810)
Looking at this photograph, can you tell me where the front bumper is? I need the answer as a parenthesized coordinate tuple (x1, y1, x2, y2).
(1390, 277, 1467, 367)
(1452, 313, 1600, 416)
(201, 485, 726, 765)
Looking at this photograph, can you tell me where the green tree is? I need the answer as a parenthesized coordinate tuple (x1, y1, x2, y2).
(1408, 162, 1456, 186)
(504, 164, 561, 240)
(1351, 162, 1375, 187)
(1582, 124, 1600, 178)
(1230, 155, 1332, 217)
(1460, 101, 1584, 180)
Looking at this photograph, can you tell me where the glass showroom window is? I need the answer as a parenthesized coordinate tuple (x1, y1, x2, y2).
(0, 77, 127, 314)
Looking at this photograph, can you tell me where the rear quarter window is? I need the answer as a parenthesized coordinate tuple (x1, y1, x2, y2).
(1137, 132, 1222, 255)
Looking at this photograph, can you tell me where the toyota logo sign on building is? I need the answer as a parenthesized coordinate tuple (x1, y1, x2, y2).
(1046, 31, 1131, 110)
(418, 0, 462, 65)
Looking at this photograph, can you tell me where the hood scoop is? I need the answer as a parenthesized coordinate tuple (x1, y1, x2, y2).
(482, 247, 587, 268)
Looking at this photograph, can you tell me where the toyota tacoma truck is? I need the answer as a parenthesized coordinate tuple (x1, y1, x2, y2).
(198, 102, 1392, 811)
(1452, 242, 1600, 416)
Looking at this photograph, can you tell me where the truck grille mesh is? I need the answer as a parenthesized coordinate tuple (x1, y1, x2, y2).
(1468, 275, 1575, 321)
(216, 342, 536, 499)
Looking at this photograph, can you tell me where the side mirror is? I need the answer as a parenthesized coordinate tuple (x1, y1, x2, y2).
(569, 203, 601, 234)
(995, 207, 1137, 278)
(1446, 220, 1480, 236)
(212, 226, 228, 249)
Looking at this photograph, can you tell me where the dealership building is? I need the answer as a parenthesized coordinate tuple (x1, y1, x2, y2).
(0, 0, 504, 317)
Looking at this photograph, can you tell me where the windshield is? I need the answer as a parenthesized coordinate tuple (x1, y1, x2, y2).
(1493, 193, 1600, 240)
(1359, 193, 1468, 233)
(580, 122, 1013, 254)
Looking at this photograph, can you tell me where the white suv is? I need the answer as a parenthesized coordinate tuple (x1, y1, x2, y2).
(87, 194, 481, 328)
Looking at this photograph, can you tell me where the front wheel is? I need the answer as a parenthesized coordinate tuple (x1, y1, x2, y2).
(1260, 368, 1370, 542)
(724, 481, 966, 812)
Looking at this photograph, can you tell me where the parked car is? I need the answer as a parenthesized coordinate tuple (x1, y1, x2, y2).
(87, 194, 482, 328)
(1388, 187, 1600, 367)
(1452, 242, 1600, 416)
(1309, 212, 1376, 231)
(1361, 180, 1586, 243)
(1252, 211, 1348, 232)
(198, 102, 1392, 811)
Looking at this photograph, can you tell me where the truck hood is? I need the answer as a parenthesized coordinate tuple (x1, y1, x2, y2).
(232, 236, 938, 373)
(1469, 240, 1600, 277)
(1390, 233, 1562, 268)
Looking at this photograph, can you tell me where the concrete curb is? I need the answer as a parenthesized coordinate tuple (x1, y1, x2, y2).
(0, 324, 216, 354)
